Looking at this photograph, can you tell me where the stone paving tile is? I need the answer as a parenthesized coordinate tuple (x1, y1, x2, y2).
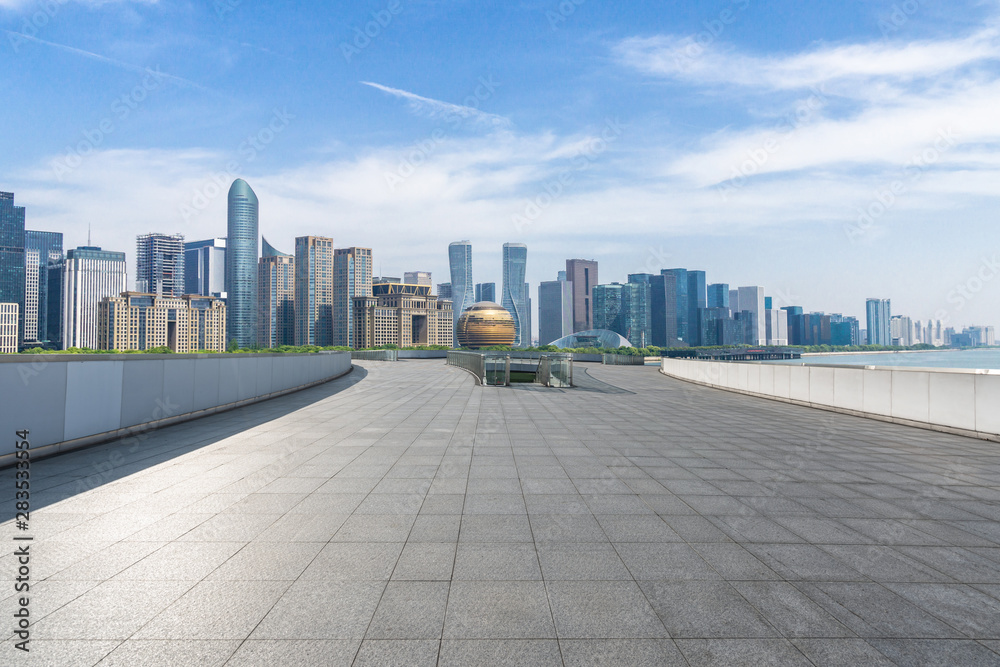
(559, 638, 687, 666)
(95, 640, 240, 666)
(676, 638, 814, 666)
(223, 639, 359, 666)
(438, 639, 563, 666)
(442, 581, 555, 639)
(7, 361, 1000, 666)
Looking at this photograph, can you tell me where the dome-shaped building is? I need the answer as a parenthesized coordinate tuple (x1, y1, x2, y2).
(456, 302, 516, 349)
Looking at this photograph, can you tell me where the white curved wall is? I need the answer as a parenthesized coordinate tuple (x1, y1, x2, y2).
(661, 358, 1000, 441)
(0, 351, 352, 462)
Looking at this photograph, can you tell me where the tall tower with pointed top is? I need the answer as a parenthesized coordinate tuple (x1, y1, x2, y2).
(225, 179, 259, 348)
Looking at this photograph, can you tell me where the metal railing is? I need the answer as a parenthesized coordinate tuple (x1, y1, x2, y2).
(538, 354, 573, 387)
(448, 351, 572, 387)
(352, 349, 399, 361)
(447, 351, 487, 383)
(602, 353, 646, 365)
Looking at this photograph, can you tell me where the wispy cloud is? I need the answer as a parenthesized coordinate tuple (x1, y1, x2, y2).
(615, 27, 1000, 93)
(361, 81, 512, 130)
(2, 31, 208, 91)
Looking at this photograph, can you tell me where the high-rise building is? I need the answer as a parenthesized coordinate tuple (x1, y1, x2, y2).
(566, 258, 597, 333)
(648, 272, 678, 347)
(708, 283, 729, 309)
(501, 243, 528, 347)
(225, 179, 259, 348)
(257, 237, 294, 348)
(437, 282, 452, 300)
(353, 281, 454, 348)
(136, 233, 185, 297)
(831, 317, 861, 346)
(24, 230, 63, 346)
(295, 236, 334, 346)
(475, 282, 496, 303)
(662, 269, 689, 344)
(593, 283, 624, 335)
(449, 241, 474, 338)
(98, 292, 226, 352)
(334, 246, 373, 347)
(524, 283, 532, 346)
(538, 279, 573, 346)
(62, 246, 127, 349)
(866, 298, 892, 346)
(765, 308, 788, 346)
(0, 303, 17, 353)
(0, 191, 26, 348)
(404, 271, 431, 286)
(594, 282, 651, 348)
(625, 276, 652, 348)
(782, 306, 805, 345)
(687, 270, 707, 346)
(729, 289, 740, 313)
(737, 286, 766, 345)
(184, 238, 226, 297)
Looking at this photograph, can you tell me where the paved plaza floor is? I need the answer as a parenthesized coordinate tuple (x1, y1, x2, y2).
(4, 359, 1000, 666)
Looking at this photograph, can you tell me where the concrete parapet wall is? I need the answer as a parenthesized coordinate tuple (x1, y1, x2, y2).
(0, 351, 353, 463)
(661, 358, 1000, 442)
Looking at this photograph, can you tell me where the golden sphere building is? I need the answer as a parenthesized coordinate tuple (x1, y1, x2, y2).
(456, 302, 516, 349)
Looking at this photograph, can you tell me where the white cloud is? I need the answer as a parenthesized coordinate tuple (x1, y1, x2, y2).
(614, 27, 1000, 92)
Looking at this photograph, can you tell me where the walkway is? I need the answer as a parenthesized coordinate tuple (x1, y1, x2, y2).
(3, 360, 1000, 666)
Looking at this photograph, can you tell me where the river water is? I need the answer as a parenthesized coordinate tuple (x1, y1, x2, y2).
(768, 349, 1000, 371)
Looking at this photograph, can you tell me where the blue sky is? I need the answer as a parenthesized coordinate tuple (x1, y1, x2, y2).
(2, 0, 999, 332)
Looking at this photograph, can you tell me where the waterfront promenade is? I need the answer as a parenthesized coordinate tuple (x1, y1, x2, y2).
(4, 360, 1000, 665)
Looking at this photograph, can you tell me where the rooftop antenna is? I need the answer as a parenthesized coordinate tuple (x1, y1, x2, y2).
(87, 223, 91, 246)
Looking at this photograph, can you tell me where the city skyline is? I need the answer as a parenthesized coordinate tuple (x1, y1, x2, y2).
(4, 186, 997, 351)
(1, 2, 998, 330)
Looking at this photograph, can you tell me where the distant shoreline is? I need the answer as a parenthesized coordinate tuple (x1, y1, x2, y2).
(801, 349, 955, 357)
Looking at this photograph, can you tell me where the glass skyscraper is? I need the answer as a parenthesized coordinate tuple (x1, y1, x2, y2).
(866, 298, 892, 345)
(475, 282, 496, 303)
(225, 179, 259, 348)
(707, 283, 729, 309)
(501, 243, 528, 346)
(185, 238, 226, 297)
(538, 279, 573, 346)
(448, 241, 474, 340)
(687, 270, 707, 346)
(24, 230, 63, 346)
(0, 191, 26, 347)
(661, 269, 688, 345)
